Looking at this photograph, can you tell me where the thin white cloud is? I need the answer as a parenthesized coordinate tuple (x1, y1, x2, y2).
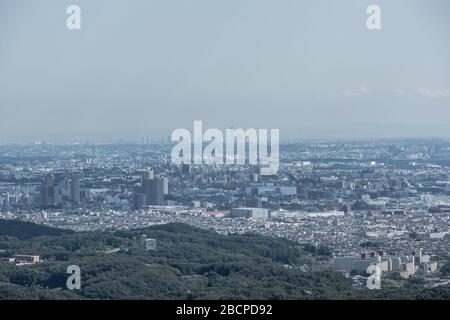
(418, 88, 450, 98)
(343, 85, 370, 97)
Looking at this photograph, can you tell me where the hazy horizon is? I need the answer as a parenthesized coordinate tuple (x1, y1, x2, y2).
(1, 0, 449, 142)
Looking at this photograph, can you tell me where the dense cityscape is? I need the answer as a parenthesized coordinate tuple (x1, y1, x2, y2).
(1, 139, 449, 290)
(1, 0, 449, 310)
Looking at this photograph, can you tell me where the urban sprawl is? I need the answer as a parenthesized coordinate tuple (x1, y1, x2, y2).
(1, 139, 449, 287)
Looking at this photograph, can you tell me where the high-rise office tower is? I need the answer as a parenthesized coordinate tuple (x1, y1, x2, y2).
(71, 174, 80, 205)
(132, 191, 145, 210)
(163, 177, 169, 195)
(40, 174, 54, 208)
(143, 178, 164, 206)
(133, 172, 166, 209)
(52, 182, 62, 207)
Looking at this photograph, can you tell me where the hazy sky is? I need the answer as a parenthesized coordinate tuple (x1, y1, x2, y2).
(0, 0, 449, 142)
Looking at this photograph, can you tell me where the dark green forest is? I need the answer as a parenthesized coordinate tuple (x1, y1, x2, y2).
(0, 220, 449, 300)
(0, 219, 74, 239)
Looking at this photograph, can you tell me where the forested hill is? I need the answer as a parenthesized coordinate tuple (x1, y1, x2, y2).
(0, 221, 347, 299)
(0, 221, 449, 300)
(0, 219, 74, 240)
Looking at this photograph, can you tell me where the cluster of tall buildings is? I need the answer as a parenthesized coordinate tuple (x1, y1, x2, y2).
(132, 169, 168, 209)
(37, 167, 171, 211)
(39, 174, 80, 208)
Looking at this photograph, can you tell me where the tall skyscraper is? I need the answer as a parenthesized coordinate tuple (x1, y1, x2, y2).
(163, 177, 169, 195)
(133, 172, 166, 209)
(143, 178, 164, 206)
(132, 192, 145, 210)
(40, 174, 54, 208)
(40, 173, 80, 208)
(71, 174, 80, 205)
